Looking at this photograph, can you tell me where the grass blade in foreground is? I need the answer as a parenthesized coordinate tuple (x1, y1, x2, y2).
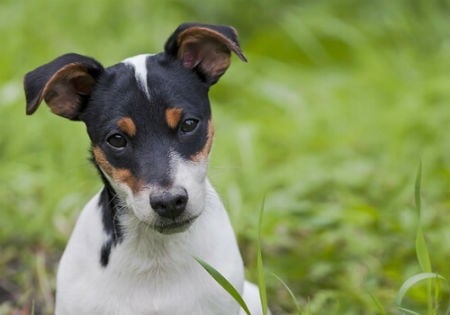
(413, 161, 435, 314)
(397, 307, 422, 315)
(396, 272, 446, 309)
(368, 292, 387, 315)
(272, 272, 301, 314)
(414, 161, 432, 273)
(195, 256, 251, 315)
(257, 198, 269, 315)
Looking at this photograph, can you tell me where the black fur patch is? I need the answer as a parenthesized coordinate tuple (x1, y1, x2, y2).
(100, 239, 114, 267)
(96, 163, 123, 267)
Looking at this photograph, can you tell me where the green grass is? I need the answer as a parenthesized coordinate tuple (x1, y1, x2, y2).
(195, 256, 253, 315)
(396, 163, 449, 315)
(1, 0, 450, 314)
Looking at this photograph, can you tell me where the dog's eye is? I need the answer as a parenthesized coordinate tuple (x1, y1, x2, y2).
(107, 133, 127, 148)
(180, 119, 199, 133)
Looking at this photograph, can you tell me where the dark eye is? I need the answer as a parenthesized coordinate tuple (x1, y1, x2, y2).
(107, 133, 127, 148)
(180, 119, 199, 133)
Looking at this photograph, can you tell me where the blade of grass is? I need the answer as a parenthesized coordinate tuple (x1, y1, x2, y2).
(415, 161, 431, 273)
(368, 293, 387, 315)
(272, 272, 301, 314)
(416, 227, 431, 273)
(398, 306, 422, 315)
(195, 256, 251, 315)
(396, 272, 446, 307)
(433, 276, 442, 313)
(257, 197, 269, 315)
(413, 161, 434, 314)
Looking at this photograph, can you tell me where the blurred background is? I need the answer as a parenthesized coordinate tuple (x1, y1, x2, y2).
(1, 0, 450, 314)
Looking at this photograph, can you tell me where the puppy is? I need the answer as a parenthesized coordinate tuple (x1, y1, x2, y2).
(24, 23, 263, 315)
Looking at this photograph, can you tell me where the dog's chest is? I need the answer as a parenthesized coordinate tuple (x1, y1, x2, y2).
(101, 228, 240, 314)
(92, 265, 232, 315)
(56, 191, 244, 315)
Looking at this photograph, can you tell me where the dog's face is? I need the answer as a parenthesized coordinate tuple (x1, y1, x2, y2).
(24, 23, 246, 234)
(86, 54, 214, 233)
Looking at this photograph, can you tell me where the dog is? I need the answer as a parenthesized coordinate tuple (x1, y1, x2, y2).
(24, 23, 264, 315)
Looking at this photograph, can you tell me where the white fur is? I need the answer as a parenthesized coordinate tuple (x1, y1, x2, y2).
(122, 54, 152, 99)
(55, 181, 263, 315)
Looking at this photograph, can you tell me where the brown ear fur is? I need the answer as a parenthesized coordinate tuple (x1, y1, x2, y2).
(165, 23, 247, 85)
(41, 64, 97, 119)
(24, 53, 103, 120)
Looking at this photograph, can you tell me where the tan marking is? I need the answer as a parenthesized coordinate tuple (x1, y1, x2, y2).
(191, 119, 215, 162)
(165, 108, 183, 129)
(92, 146, 114, 175)
(92, 146, 143, 192)
(30, 63, 97, 119)
(117, 117, 137, 137)
(113, 169, 143, 193)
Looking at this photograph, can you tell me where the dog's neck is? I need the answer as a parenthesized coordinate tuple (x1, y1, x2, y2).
(96, 173, 215, 267)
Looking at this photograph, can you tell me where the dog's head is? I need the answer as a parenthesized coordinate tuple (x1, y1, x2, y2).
(24, 23, 246, 234)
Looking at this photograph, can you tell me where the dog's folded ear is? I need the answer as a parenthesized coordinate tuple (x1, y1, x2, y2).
(24, 53, 104, 120)
(164, 23, 247, 85)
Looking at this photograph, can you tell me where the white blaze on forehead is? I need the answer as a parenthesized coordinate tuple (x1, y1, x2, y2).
(122, 54, 153, 99)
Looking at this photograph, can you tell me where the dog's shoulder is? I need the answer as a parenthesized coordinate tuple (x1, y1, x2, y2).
(58, 192, 105, 269)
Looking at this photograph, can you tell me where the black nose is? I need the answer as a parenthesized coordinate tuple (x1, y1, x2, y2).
(150, 187, 188, 219)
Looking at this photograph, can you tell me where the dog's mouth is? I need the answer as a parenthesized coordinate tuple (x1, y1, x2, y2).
(154, 215, 199, 234)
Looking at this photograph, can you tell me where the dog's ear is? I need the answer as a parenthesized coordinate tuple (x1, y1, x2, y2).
(164, 23, 247, 85)
(24, 53, 104, 120)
